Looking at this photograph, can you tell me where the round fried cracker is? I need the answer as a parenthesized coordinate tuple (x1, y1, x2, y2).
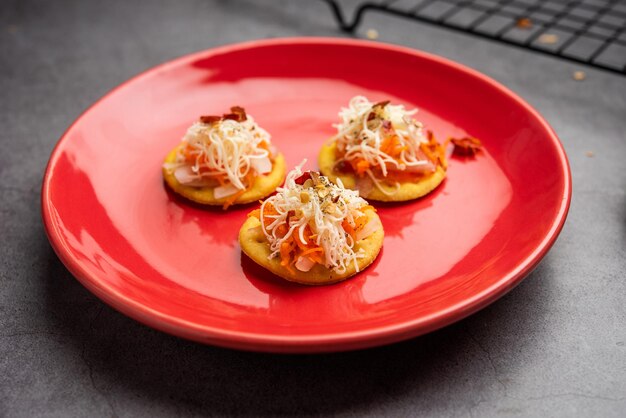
(318, 142, 446, 202)
(239, 208, 383, 285)
(162, 144, 286, 206)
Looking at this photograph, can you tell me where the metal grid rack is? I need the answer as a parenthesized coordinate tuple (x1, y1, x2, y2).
(324, 0, 626, 75)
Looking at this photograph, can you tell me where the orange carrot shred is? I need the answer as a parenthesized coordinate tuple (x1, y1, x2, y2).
(355, 160, 369, 175)
(342, 220, 356, 241)
(307, 252, 324, 265)
(301, 247, 324, 256)
(280, 241, 292, 266)
(222, 188, 246, 210)
(276, 224, 288, 238)
(354, 215, 368, 231)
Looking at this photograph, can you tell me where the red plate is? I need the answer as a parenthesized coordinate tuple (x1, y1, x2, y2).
(42, 38, 571, 352)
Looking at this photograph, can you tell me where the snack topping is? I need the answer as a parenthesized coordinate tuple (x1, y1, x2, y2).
(163, 106, 275, 199)
(253, 162, 380, 274)
(331, 96, 446, 195)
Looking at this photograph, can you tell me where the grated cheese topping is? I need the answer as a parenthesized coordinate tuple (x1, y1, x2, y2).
(260, 161, 376, 274)
(163, 107, 274, 197)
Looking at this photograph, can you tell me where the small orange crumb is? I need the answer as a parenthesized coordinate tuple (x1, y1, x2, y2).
(585, 151, 595, 157)
(516, 17, 533, 29)
(573, 70, 586, 81)
(449, 136, 483, 157)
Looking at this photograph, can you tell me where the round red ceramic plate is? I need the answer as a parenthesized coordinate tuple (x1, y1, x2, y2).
(42, 38, 571, 353)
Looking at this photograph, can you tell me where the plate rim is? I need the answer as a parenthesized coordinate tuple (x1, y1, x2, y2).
(41, 37, 572, 352)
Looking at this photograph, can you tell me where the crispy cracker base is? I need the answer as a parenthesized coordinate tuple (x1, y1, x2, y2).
(239, 209, 383, 285)
(162, 144, 286, 206)
(318, 142, 446, 202)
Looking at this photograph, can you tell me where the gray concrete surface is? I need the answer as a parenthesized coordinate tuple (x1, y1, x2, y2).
(1, 0, 625, 416)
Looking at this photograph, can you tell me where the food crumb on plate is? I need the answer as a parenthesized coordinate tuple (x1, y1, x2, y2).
(366, 29, 379, 40)
(573, 70, 586, 81)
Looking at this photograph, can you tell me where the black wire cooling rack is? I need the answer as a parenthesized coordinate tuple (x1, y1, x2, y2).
(323, 0, 626, 75)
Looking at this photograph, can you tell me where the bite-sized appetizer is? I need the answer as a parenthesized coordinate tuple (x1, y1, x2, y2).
(239, 163, 384, 285)
(162, 106, 286, 209)
(319, 96, 447, 202)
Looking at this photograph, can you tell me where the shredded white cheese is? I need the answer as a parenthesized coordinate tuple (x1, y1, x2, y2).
(163, 111, 273, 195)
(260, 162, 376, 274)
(330, 96, 436, 195)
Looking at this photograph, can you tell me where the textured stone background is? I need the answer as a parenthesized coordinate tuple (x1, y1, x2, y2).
(1, 0, 625, 416)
